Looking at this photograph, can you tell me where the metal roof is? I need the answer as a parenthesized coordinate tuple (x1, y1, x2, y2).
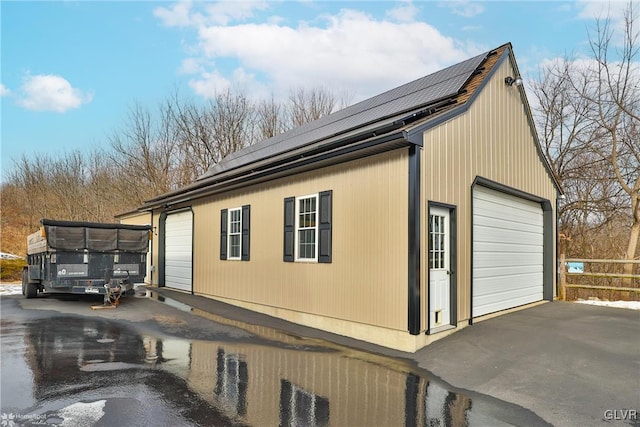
(200, 49, 490, 179)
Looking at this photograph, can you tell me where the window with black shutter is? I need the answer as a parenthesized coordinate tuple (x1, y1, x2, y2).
(221, 205, 250, 261)
(283, 191, 332, 263)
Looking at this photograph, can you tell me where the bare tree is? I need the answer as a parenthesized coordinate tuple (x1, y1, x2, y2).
(584, 3, 640, 268)
(288, 86, 337, 127)
(173, 88, 256, 179)
(107, 101, 179, 203)
(256, 94, 287, 140)
(2, 84, 353, 257)
(3, 149, 131, 247)
(533, 2, 639, 267)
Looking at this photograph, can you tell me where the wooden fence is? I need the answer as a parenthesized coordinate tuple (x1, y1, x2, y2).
(559, 255, 640, 301)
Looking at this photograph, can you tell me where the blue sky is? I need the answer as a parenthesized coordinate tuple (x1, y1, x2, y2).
(0, 1, 630, 178)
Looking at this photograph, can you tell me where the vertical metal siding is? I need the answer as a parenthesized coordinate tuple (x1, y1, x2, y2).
(189, 150, 409, 331)
(118, 212, 151, 226)
(421, 58, 557, 327)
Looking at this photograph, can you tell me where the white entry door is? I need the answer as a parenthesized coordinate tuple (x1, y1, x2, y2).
(429, 207, 451, 328)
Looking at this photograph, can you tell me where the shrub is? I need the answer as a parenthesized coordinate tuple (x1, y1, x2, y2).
(1, 259, 26, 282)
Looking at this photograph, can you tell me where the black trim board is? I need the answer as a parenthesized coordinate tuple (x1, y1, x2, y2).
(408, 145, 421, 335)
(470, 177, 554, 323)
(150, 210, 154, 285)
(426, 201, 458, 334)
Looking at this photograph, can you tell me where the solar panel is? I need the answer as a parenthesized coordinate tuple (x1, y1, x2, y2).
(201, 50, 489, 179)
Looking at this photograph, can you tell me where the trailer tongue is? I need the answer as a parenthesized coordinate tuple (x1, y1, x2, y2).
(23, 219, 152, 306)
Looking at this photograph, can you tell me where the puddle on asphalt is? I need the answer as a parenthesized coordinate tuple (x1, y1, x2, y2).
(1, 292, 549, 426)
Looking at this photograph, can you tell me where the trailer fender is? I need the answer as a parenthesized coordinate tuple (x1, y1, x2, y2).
(28, 264, 42, 282)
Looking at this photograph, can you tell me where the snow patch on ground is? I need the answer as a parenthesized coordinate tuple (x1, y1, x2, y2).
(575, 299, 640, 310)
(58, 400, 106, 427)
(0, 284, 22, 296)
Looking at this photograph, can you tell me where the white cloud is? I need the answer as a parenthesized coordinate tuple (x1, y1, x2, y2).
(154, 0, 201, 27)
(173, 6, 477, 101)
(0, 84, 10, 97)
(202, 1, 269, 25)
(462, 25, 482, 32)
(574, 1, 635, 47)
(442, 1, 485, 18)
(386, 1, 420, 23)
(189, 67, 260, 98)
(179, 57, 207, 74)
(189, 70, 232, 96)
(154, 0, 268, 27)
(575, 0, 628, 22)
(17, 74, 92, 113)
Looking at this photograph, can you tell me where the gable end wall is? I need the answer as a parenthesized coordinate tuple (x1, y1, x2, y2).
(420, 56, 558, 328)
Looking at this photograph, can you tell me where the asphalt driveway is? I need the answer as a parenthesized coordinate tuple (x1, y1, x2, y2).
(135, 289, 640, 427)
(131, 289, 639, 427)
(3, 282, 638, 426)
(412, 302, 640, 427)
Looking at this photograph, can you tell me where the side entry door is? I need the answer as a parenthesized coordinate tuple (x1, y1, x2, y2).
(429, 207, 451, 329)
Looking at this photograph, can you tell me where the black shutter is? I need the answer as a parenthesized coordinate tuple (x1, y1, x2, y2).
(283, 197, 295, 262)
(241, 205, 250, 261)
(318, 190, 332, 263)
(279, 380, 292, 425)
(220, 209, 228, 260)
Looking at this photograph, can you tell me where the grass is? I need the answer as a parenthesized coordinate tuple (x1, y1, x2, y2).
(1, 259, 26, 282)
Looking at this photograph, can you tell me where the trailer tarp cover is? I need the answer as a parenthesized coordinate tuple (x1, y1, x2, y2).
(41, 219, 151, 252)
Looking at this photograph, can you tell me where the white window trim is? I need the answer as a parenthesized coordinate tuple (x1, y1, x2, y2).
(295, 194, 318, 262)
(218, 351, 242, 407)
(227, 207, 242, 261)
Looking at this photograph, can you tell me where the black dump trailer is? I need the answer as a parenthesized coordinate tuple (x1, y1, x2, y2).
(23, 219, 152, 304)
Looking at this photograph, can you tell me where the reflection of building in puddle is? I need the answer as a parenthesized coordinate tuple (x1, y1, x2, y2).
(407, 373, 472, 426)
(215, 349, 248, 417)
(182, 340, 478, 426)
(20, 315, 507, 426)
(280, 379, 329, 427)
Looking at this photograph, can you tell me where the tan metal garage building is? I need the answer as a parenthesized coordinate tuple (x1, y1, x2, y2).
(122, 43, 560, 352)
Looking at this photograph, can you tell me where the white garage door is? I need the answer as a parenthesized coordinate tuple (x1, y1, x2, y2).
(164, 210, 193, 292)
(473, 186, 544, 317)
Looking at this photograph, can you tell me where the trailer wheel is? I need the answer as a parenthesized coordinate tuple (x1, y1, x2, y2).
(24, 271, 38, 299)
